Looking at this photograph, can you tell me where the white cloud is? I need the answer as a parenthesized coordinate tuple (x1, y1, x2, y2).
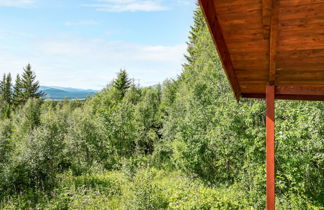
(38, 38, 186, 88)
(0, 36, 187, 89)
(64, 21, 99, 27)
(84, 0, 167, 12)
(38, 38, 186, 63)
(0, 0, 35, 7)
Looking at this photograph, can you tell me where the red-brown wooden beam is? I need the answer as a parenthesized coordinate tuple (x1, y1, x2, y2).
(266, 85, 275, 210)
(276, 86, 324, 96)
(199, 0, 242, 100)
(242, 93, 324, 101)
(241, 86, 324, 101)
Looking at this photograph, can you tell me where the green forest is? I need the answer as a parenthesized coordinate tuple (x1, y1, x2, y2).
(0, 9, 323, 209)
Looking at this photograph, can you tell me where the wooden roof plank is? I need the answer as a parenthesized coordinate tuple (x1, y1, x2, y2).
(269, 0, 279, 85)
(278, 49, 324, 58)
(199, 0, 324, 101)
(263, 0, 272, 39)
(280, 0, 324, 7)
(242, 93, 324, 101)
(277, 86, 324, 95)
(279, 3, 324, 20)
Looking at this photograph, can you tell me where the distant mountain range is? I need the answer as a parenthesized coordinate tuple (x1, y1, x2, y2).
(40, 86, 98, 100)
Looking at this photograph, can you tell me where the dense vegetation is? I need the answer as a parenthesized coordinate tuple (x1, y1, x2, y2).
(0, 63, 45, 119)
(0, 8, 323, 209)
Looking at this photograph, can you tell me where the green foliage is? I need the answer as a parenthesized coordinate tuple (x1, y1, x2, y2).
(0, 64, 44, 119)
(13, 74, 23, 107)
(3, 169, 320, 209)
(96, 99, 137, 168)
(0, 119, 13, 187)
(0, 73, 13, 118)
(13, 98, 42, 132)
(4, 73, 13, 105)
(157, 6, 323, 207)
(65, 106, 103, 174)
(113, 69, 132, 99)
(275, 101, 324, 202)
(134, 86, 162, 155)
(21, 64, 45, 103)
(0, 7, 323, 209)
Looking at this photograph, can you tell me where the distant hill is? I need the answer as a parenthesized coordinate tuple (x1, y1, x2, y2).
(40, 86, 98, 100)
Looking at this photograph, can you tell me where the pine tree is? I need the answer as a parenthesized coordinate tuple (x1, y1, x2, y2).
(113, 69, 131, 99)
(184, 8, 206, 67)
(0, 74, 6, 119)
(0, 73, 12, 105)
(21, 64, 45, 103)
(0, 74, 5, 100)
(13, 74, 23, 106)
(4, 73, 12, 105)
(0, 73, 12, 119)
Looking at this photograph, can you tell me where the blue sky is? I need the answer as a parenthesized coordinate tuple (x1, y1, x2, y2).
(0, 0, 196, 89)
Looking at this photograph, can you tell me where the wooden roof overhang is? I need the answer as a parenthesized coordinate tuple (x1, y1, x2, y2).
(199, 0, 324, 101)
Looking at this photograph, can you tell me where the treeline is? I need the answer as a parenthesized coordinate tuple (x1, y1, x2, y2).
(0, 8, 323, 209)
(0, 64, 45, 118)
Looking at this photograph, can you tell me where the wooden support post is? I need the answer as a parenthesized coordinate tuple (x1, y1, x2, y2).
(266, 85, 275, 210)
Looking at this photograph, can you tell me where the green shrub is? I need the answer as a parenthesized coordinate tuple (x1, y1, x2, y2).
(1, 168, 322, 209)
(123, 169, 169, 209)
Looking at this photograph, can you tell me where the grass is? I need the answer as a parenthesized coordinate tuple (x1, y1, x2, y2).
(1, 168, 321, 210)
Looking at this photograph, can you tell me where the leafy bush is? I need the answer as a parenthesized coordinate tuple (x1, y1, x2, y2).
(0, 6, 323, 209)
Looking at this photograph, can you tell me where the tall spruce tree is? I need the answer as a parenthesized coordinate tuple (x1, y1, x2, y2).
(0, 74, 6, 119)
(184, 8, 206, 68)
(0, 73, 12, 119)
(0, 73, 13, 105)
(4, 73, 12, 105)
(113, 69, 131, 99)
(13, 74, 23, 106)
(21, 64, 45, 103)
(0, 74, 5, 100)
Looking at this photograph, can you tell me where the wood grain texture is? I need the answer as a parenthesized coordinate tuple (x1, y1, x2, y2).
(266, 85, 276, 210)
(263, 0, 272, 38)
(269, 0, 279, 84)
(276, 86, 324, 95)
(199, 0, 324, 101)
